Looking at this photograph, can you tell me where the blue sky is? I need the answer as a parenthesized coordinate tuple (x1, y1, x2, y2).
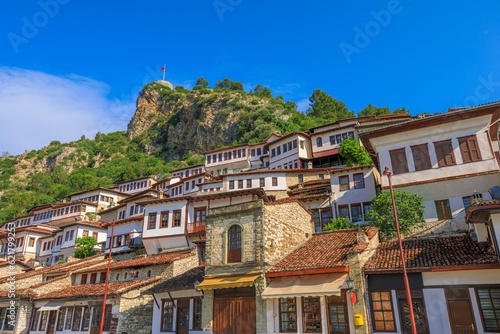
(1, 1, 499, 155)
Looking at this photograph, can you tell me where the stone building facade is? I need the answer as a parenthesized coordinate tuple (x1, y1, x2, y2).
(200, 199, 314, 334)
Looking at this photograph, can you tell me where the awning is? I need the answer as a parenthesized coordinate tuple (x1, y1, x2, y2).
(261, 273, 347, 299)
(39, 301, 65, 311)
(196, 273, 260, 291)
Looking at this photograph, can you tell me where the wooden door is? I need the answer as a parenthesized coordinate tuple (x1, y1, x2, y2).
(398, 298, 429, 334)
(177, 299, 190, 334)
(213, 297, 256, 334)
(328, 303, 348, 334)
(446, 288, 477, 334)
(46, 311, 57, 334)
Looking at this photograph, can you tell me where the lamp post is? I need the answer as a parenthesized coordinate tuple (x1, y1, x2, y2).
(99, 220, 115, 334)
(383, 167, 417, 334)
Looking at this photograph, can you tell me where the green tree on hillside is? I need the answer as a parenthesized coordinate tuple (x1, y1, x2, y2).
(358, 104, 391, 117)
(307, 89, 354, 122)
(338, 138, 372, 166)
(365, 190, 425, 239)
(215, 78, 244, 91)
(195, 77, 209, 87)
(393, 106, 410, 114)
(74, 236, 99, 258)
(252, 84, 273, 98)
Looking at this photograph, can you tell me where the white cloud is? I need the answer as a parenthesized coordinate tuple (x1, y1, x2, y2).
(0, 67, 135, 155)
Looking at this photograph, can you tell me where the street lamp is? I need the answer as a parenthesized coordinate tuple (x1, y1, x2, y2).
(383, 167, 417, 334)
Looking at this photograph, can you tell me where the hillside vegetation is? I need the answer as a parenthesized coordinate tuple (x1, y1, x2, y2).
(0, 77, 408, 222)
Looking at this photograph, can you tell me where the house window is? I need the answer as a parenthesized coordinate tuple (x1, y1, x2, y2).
(28, 237, 35, 247)
(229, 180, 235, 190)
(81, 274, 87, 285)
(81, 307, 91, 331)
(339, 175, 350, 191)
(173, 210, 182, 227)
(206, 155, 211, 164)
(69, 230, 75, 241)
(100, 272, 107, 283)
(411, 144, 432, 171)
(56, 307, 66, 331)
(64, 307, 73, 330)
(193, 298, 203, 330)
(476, 288, 500, 331)
(389, 148, 409, 174)
(312, 210, 322, 233)
(272, 149, 276, 157)
(148, 213, 157, 229)
(227, 225, 242, 263)
(316, 137, 323, 147)
(161, 300, 174, 332)
(260, 178, 265, 187)
(462, 196, 473, 210)
(90, 273, 97, 284)
(279, 298, 297, 332)
(160, 211, 169, 228)
(272, 177, 278, 187)
(72, 307, 83, 331)
(238, 180, 244, 189)
(338, 205, 350, 220)
(39, 311, 49, 331)
(435, 199, 452, 219)
(247, 179, 252, 188)
(31, 309, 40, 331)
(371, 291, 396, 331)
(277, 146, 281, 155)
(351, 204, 363, 222)
(320, 208, 331, 227)
(458, 135, 482, 163)
(92, 231, 98, 240)
(194, 207, 206, 222)
(353, 173, 365, 189)
(283, 143, 288, 153)
(302, 297, 322, 332)
(300, 140, 305, 149)
(293, 140, 298, 149)
(298, 174, 304, 183)
(363, 202, 372, 219)
(434, 139, 456, 167)
(329, 135, 336, 145)
(83, 230, 89, 237)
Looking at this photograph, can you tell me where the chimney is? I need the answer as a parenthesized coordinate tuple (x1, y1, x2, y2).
(357, 230, 369, 245)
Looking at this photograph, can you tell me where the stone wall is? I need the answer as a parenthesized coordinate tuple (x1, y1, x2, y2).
(262, 201, 314, 267)
(0, 263, 27, 279)
(118, 287, 156, 334)
(31, 274, 72, 296)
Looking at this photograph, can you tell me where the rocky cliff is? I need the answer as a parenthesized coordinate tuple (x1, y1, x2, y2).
(126, 82, 303, 160)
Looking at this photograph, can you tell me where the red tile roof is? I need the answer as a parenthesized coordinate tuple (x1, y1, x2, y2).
(101, 214, 144, 227)
(34, 277, 161, 300)
(363, 234, 500, 272)
(0, 254, 105, 283)
(268, 227, 378, 275)
(0, 288, 36, 298)
(73, 248, 196, 273)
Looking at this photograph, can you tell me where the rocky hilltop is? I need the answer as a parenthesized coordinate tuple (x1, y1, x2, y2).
(126, 81, 306, 160)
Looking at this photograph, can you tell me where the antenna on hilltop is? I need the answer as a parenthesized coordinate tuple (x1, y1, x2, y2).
(160, 64, 166, 81)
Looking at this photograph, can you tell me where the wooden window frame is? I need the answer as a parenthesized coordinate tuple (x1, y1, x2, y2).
(316, 137, 323, 147)
(194, 207, 206, 222)
(435, 199, 452, 220)
(279, 297, 297, 332)
(353, 173, 365, 189)
(90, 273, 97, 284)
(302, 297, 322, 332)
(411, 143, 432, 171)
(227, 225, 242, 263)
(81, 274, 87, 285)
(351, 203, 363, 222)
(172, 210, 182, 227)
(389, 148, 409, 175)
(434, 139, 456, 167)
(148, 213, 157, 230)
(160, 300, 174, 332)
(272, 177, 278, 187)
(229, 180, 235, 190)
(238, 180, 244, 189)
(339, 175, 350, 191)
(458, 135, 482, 163)
(247, 179, 252, 188)
(160, 211, 169, 228)
(338, 205, 350, 220)
(370, 291, 397, 332)
(476, 287, 500, 332)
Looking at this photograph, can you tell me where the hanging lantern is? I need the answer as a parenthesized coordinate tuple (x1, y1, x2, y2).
(350, 291, 357, 304)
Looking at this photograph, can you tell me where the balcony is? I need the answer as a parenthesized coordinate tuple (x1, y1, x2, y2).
(187, 221, 206, 236)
